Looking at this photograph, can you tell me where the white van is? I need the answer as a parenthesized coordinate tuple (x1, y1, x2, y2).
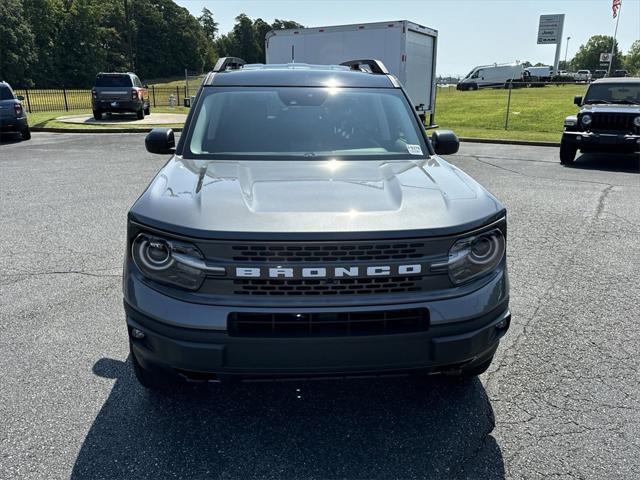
(457, 63, 524, 90)
(523, 66, 552, 82)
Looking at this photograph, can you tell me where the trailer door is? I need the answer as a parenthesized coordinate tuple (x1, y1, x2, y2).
(404, 29, 435, 112)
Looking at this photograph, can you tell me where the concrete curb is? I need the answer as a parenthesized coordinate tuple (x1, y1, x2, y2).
(459, 137, 560, 147)
(31, 126, 183, 134)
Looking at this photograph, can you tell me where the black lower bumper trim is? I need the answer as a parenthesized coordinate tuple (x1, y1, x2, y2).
(125, 302, 510, 377)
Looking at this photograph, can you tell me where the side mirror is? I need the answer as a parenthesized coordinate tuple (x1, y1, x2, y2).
(431, 130, 459, 156)
(145, 128, 175, 155)
(574, 96, 582, 106)
(16, 95, 25, 101)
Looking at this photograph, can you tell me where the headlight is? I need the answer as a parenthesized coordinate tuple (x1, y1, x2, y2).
(634, 116, 640, 127)
(131, 234, 208, 290)
(581, 114, 592, 126)
(446, 229, 506, 285)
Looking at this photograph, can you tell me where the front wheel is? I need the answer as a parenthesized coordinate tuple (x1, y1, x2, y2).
(21, 127, 31, 140)
(93, 110, 103, 120)
(560, 141, 577, 165)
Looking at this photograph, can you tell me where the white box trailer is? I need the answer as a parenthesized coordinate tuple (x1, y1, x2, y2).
(265, 20, 438, 122)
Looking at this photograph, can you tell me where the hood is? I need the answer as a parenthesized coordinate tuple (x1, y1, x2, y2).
(130, 156, 504, 239)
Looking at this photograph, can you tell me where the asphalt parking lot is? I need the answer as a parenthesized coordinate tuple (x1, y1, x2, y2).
(1, 132, 639, 479)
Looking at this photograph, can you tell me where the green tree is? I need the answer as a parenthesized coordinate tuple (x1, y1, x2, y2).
(253, 18, 272, 62)
(0, 0, 37, 86)
(571, 35, 623, 71)
(625, 40, 640, 75)
(271, 19, 304, 30)
(232, 14, 260, 63)
(198, 7, 218, 41)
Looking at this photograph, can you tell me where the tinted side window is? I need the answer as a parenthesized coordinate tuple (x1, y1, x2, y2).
(0, 86, 14, 100)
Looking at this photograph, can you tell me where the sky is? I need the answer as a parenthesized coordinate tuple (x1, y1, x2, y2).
(176, 0, 640, 76)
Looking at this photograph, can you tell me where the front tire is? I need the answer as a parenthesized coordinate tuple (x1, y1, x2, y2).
(93, 110, 103, 120)
(21, 127, 31, 140)
(560, 141, 577, 165)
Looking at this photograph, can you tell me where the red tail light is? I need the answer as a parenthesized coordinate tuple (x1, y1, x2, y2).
(132, 88, 139, 100)
(14, 103, 23, 115)
(91, 89, 97, 98)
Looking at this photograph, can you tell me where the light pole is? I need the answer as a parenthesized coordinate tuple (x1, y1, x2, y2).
(564, 36, 571, 68)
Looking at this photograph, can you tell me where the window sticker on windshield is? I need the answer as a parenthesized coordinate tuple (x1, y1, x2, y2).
(406, 144, 423, 155)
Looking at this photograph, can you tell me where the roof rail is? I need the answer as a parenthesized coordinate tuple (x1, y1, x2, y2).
(340, 59, 389, 75)
(213, 57, 247, 72)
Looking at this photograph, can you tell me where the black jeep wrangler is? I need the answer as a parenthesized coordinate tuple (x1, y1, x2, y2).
(561, 77, 640, 165)
(125, 58, 510, 390)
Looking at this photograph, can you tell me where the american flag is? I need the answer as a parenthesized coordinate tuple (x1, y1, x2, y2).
(612, 0, 621, 18)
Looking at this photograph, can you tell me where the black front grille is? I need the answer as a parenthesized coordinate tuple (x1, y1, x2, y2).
(230, 242, 426, 262)
(588, 112, 637, 132)
(233, 275, 424, 296)
(228, 308, 429, 337)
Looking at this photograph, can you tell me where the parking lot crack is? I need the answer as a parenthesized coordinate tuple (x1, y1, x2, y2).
(5, 268, 121, 282)
(464, 154, 631, 188)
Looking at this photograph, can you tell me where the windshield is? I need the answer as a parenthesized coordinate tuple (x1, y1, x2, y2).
(584, 83, 640, 104)
(0, 86, 14, 100)
(94, 75, 132, 87)
(185, 87, 429, 160)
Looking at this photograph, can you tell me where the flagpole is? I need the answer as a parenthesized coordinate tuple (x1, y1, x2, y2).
(608, 3, 621, 76)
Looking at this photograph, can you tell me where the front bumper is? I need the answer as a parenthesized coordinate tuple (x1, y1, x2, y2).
(124, 268, 510, 380)
(562, 131, 640, 153)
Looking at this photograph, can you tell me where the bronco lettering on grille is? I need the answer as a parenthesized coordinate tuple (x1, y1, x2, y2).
(234, 264, 424, 279)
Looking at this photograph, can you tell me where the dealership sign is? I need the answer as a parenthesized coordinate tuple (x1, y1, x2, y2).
(600, 52, 612, 62)
(537, 14, 565, 44)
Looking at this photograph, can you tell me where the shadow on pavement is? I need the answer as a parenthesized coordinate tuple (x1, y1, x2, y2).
(571, 152, 640, 173)
(0, 133, 25, 145)
(72, 357, 504, 479)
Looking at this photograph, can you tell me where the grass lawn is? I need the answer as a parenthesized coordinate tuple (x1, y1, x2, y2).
(434, 83, 589, 142)
(29, 106, 189, 130)
(146, 75, 205, 89)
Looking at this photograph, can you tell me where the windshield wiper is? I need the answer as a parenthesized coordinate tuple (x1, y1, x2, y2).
(583, 99, 613, 104)
(613, 99, 640, 105)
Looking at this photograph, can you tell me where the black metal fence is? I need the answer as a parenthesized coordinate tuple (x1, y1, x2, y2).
(13, 86, 194, 113)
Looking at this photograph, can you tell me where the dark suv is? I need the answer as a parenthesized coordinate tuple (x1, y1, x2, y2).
(91, 72, 150, 120)
(561, 77, 640, 164)
(125, 58, 510, 389)
(0, 81, 30, 140)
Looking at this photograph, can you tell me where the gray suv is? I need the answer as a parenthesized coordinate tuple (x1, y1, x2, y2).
(125, 58, 510, 389)
(91, 72, 150, 120)
(0, 82, 30, 140)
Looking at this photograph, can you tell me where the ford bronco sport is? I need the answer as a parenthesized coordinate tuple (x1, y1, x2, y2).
(561, 77, 640, 165)
(91, 72, 150, 120)
(124, 58, 511, 389)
